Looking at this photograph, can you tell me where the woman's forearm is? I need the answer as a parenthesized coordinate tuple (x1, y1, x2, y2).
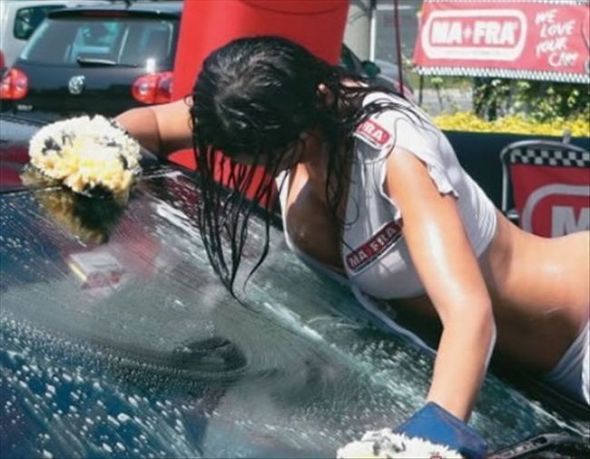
(426, 308, 496, 421)
(115, 107, 162, 154)
(114, 100, 194, 157)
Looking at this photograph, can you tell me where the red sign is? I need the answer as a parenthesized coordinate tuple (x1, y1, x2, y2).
(413, 0, 590, 83)
(511, 164, 590, 237)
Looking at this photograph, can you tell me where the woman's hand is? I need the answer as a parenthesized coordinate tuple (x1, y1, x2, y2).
(395, 402, 487, 458)
(385, 147, 496, 420)
(338, 403, 487, 458)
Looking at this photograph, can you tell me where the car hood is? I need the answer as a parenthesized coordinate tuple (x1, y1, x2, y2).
(0, 114, 588, 458)
(0, 115, 42, 192)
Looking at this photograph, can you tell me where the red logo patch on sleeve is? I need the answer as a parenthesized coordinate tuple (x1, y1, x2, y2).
(355, 119, 391, 148)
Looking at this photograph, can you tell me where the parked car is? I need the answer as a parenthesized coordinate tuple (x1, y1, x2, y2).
(341, 46, 413, 98)
(1, 0, 181, 120)
(0, 0, 107, 70)
(0, 113, 589, 459)
(373, 58, 414, 97)
(1, 0, 411, 121)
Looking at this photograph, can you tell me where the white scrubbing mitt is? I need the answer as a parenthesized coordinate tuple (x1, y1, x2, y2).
(337, 429, 462, 459)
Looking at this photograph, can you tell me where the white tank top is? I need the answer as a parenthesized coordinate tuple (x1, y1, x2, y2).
(278, 92, 497, 300)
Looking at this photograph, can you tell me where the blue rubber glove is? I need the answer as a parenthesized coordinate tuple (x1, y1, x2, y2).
(394, 402, 487, 459)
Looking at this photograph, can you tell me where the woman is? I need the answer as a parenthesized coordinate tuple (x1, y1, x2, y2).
(116, 36, 589, 457)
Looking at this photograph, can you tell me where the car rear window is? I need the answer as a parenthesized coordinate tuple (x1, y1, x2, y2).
(20, 16, 177, 68)
(13, 5, 67, 40)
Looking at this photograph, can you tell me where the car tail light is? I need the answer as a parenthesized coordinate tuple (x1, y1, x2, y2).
(0, 68, 28, 100)
(131, 71, 173, 105)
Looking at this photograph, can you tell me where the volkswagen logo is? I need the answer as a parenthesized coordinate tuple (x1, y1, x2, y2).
(68, 75, 86, 95)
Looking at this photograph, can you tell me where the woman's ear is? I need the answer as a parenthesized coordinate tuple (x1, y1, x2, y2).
(316, 83, 336, 107)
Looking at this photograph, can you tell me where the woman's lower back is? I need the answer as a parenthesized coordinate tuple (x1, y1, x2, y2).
(482, 211, 589, 372)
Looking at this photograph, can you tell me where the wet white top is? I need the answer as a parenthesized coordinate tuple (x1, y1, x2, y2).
(278, 92, 497, 299)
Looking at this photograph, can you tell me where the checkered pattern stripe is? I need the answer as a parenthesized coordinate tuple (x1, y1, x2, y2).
(415, 66, 590, 84)
(508, 147, 590, 167)
(424, 0, 586, 5)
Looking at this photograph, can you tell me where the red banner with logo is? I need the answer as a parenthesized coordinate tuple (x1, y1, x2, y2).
(413, 0, 590, 83)
(511, 164, 590, 237)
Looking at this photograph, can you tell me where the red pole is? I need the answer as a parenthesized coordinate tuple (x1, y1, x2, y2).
(168, 0, 349, 171)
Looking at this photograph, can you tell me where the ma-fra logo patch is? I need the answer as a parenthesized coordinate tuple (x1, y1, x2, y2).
(355, 119, 391, 148)
(346, 221, 402, 273)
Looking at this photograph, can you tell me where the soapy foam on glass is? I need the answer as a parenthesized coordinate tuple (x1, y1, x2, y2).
(27, 118, 464, 459)
(337, 429, 462, 459)
(28, 115, 141, 199)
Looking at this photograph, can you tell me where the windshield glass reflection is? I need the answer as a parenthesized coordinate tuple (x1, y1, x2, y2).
(0, 169, 586, 458)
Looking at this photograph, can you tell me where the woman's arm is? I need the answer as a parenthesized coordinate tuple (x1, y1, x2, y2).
(385, 147, 496, 421)
(114, 99, 194, 156)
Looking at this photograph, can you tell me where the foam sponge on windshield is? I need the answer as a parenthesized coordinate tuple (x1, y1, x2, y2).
(337, 429, 462, 458)
(28, 115, 141, 200)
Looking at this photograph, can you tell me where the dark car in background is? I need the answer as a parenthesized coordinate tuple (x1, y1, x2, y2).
(0, 1, 181, 120)
(341, 45, 413, 99)
(0, 0, 411, 121)
(0, 0, 109, 71)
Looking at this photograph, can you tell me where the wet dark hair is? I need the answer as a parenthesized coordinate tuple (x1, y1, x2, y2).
(190, 35, 411, 295)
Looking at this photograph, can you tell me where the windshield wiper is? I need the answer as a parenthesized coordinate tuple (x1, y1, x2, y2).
(76, 57, 117, 66)
(76, 57, 138, 67)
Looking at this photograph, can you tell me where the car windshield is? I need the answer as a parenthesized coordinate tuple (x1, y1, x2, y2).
(1, 127, 587, 458)
(20, 16, 177, 68)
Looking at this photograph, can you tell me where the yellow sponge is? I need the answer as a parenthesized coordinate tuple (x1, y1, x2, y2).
(28, 115, 141, 200)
